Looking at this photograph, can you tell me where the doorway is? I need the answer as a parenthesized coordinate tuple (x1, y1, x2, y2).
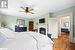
(60, 16, 70, 35)
(29, 21, 34, 31)
(53, 16, 71, 50)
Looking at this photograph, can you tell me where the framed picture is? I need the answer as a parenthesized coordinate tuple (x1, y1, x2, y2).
(64, 22, 69, 27)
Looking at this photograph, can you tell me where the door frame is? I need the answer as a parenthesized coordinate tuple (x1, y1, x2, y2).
(55, 12, 73, 42)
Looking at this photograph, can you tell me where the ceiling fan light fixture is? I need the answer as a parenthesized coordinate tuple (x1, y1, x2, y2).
(19, 6, 34, 14)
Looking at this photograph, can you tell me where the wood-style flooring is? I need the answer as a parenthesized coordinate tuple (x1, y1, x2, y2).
(53, 32, 75, 50)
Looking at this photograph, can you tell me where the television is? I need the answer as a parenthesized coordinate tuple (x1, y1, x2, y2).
(39, 18, 45, 23)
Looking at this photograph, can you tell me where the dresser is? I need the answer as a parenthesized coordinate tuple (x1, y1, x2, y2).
(15, 26, 27, 32)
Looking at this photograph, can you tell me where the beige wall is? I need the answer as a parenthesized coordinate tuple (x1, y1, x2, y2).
(0, 15, 30, 31)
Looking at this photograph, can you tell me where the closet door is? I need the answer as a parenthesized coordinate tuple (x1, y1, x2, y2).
(48, 18, 58, 38)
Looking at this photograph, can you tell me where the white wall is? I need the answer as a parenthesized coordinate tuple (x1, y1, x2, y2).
(33, 13, 59, 38)
(33, 13, 50, 35)
(32, 13, 59, 38)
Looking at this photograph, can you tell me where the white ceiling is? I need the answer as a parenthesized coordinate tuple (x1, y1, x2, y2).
(0, 0, 75, 18)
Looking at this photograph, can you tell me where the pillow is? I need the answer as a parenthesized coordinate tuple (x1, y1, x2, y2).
(0, 28, 15, 39)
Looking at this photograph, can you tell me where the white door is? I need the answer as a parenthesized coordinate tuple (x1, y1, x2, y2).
(48, 18, 58, 38)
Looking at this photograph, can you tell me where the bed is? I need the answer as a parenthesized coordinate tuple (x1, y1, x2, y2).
(0, 28, 53, 50)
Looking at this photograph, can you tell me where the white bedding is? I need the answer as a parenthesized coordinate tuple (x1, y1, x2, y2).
(0, 28, 15, 38)
(0, 28, 53, 50)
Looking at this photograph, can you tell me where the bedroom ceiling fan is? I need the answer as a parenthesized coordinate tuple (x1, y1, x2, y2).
(19, 0, 35, 14)
(19, 6, 34, 14)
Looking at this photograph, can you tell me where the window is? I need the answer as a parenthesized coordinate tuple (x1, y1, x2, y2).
(17, 19, 25, 27)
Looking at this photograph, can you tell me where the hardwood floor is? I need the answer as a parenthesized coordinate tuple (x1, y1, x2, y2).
(53, 32, 75, 50)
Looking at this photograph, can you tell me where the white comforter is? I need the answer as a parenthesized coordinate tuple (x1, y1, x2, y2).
(0, 28, 53, 50)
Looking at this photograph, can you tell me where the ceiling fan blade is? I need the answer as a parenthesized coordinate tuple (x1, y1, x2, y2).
(19, 11, 25, 12)
(30, 12, 34, 14)
(20, 7, 25, 10)
(31, 12, 34, 14)
(29, 9, 34, 11)
(25, 11, 34, 14)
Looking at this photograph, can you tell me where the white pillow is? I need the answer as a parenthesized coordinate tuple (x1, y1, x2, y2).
(0, 28, 15, 39)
